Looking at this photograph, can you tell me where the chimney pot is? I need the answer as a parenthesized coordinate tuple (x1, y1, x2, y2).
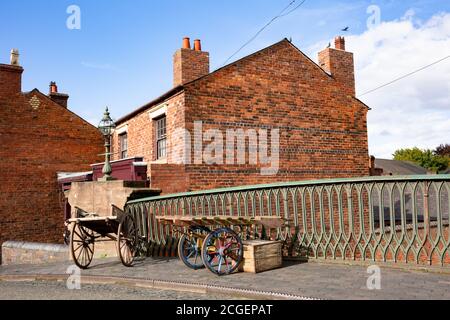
(194, 39, 202, 51)
(10, 49, 20, 66)
(335, 36, 346, 50)
(48, 81, 69, 108)
(49, 81, 58, 94)
(182, 37, 191, 49)
(173, 38, 209, 87)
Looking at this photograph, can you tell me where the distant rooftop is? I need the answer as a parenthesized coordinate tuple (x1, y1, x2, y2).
(375, 159, 429, 176)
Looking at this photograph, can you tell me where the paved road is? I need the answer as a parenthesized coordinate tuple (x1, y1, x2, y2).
(1, 258, 450, 300)
(0, 280, 241, 300)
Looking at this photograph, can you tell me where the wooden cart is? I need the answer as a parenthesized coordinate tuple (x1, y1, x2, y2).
(66, 205, 138, 269)
(156, 215, 286, 276)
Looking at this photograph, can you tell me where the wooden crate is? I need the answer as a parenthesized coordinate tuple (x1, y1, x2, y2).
(239, 240, 283, 273)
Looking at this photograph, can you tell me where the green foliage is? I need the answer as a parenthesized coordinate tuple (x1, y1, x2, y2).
(393, 147, 449, 173)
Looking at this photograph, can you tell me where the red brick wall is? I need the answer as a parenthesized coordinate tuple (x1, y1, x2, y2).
(182, 40, 368, 191)
(149, 164, 188, 194)
(111, 92, 186, 164)
(113, 39, 369, 194)
(0, 86, 103, 261)
(0, 64, 22, 97)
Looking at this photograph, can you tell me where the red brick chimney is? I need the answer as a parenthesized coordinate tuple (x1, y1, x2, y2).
(318, 36, 355, 96)
(48, 81, 69, 108)
(0, 49, 23, 98)
(335, 36, 346, 50)
(173, 37, 210, 87)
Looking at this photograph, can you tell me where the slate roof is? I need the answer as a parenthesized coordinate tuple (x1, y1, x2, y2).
(374, 159, 429, 176)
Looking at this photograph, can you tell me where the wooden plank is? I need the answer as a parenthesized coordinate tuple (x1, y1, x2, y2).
(67, 216, 117, 223)
(155, 215, 288, 229)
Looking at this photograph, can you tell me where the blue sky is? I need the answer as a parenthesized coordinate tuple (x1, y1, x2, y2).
(1, 0, 449, 157)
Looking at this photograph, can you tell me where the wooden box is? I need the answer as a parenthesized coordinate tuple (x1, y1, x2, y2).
(239, 240, 283, 273)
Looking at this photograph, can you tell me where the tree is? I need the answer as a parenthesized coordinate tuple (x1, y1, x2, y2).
(393, 147, 449, 173)
(435, 144, 450, 157)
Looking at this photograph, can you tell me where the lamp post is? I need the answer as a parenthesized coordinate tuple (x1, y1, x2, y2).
(98, 107, 116, 181)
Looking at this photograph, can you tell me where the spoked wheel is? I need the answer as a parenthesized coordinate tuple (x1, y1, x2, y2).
(178, 226, 211, 270)
(117, 214, 138, 267)
(201, 228, 243, 276)
(70, 222, 95, 269)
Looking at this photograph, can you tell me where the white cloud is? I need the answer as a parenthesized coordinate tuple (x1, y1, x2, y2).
(309, 11, 450, 159)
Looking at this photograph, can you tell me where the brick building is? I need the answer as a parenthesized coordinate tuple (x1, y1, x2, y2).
(112, 37, 370, 194)
(0, 50, 104, 259)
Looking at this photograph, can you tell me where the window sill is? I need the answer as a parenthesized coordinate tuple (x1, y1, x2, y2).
(151, 158, 168, 165)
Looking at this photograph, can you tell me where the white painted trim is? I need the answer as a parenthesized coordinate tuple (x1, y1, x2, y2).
(133, 162, 148, 167)
(149, 104, 168, 119)
(116, 125, 128, 135)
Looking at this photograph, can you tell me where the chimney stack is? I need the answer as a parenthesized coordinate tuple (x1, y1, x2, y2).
(318, 36, 355, 96)
(335, 36, 346, 50)
(173, 37, 210, 87)
(48, 81, 69, 108)
(0, 49, 23, 98)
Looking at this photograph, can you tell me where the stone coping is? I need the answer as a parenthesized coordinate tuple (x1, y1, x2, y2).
(2, 241, 68, 253)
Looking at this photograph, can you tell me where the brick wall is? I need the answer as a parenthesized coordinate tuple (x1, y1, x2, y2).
(182, 40, 368, 190)
(0, 64, 22, 97)
(149, 164, 188, 194)
(0, 68, 103, 262)
(112, 39, 369, 194)
(112, 92, 185, 165)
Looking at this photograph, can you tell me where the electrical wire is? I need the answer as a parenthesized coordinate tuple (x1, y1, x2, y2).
(222, 0, 307, 66)
(359, 54, 450, 97)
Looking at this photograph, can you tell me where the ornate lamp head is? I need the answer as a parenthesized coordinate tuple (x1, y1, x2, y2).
(98, 107, 116, 137)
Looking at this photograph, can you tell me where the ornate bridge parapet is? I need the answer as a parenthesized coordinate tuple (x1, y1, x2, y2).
(126, 175, 450, 267)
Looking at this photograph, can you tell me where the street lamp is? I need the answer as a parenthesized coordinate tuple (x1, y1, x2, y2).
(98, 107, 116, 181)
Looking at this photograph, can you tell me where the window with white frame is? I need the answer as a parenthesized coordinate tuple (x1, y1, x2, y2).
(155, 116, 167, 159)
(119, 133, 128, 159)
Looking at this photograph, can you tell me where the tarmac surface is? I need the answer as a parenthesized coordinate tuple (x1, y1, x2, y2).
(1, 257, 449, 300)
(0, 280, 241, 300)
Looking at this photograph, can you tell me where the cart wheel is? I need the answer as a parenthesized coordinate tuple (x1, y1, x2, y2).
(178, 227, 211, 270)
(117, 214, 138, 267)
(70, 222, 95, 270)
(201, 228, 243, 276)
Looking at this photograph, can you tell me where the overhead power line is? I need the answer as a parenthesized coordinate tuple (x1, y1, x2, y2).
(279, 0, 307, 17)
(359, 54, 450, 97)
(222, 0, 307, 66)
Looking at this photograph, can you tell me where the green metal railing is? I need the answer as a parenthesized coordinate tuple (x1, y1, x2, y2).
(125, 175, 450, 266)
